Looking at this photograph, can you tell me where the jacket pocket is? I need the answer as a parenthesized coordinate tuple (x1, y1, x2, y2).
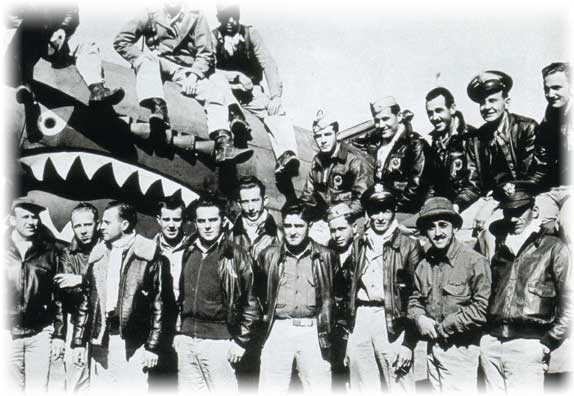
(524, 282, 556, 319)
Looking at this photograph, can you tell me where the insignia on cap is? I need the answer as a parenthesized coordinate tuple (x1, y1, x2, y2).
(503, 182, 516, 197)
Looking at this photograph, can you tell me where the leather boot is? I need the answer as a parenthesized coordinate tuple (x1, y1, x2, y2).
(88, 82, 125, 106)
(212, 129, 253, 165)
(229, 103, 251, 145)
(275, 150, 300, 177)
(15, 84, 35, 104)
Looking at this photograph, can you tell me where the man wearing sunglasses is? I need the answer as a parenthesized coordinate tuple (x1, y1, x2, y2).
(478, 180, 572, 393)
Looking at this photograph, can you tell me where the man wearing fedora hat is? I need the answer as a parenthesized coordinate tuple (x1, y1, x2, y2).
(326, 203, 358, 388)
(458, 71, 538, 236)
(408, 197, 491, 392)
(5, 197, 75, 391)
(364, 96, 435, 219)
(478, 180, 572, 392)
(345, 184, 421, 392)
(300, 109, 373, 245)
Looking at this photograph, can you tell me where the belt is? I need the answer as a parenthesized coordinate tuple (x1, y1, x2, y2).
(106, 311, 120, 335)
(357, 300, 385, 307)
(277, 318, 316, 327)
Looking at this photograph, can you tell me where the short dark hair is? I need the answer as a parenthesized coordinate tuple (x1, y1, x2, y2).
(281, 200, 312, 223)
(542, 62, 571, 84)
(192, 194, 226, 220)
(425, 87, 455, 108)
(157, 198, 186, 217)
(71, 202, 99, 222)
(236, 176, 266, 199)
(104, 201, 137, 233)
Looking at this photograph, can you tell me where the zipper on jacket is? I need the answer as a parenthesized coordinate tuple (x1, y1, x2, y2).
(192, 256, 205, 336)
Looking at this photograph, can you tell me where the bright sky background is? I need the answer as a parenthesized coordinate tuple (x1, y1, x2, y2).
(68, 0, 573, 136)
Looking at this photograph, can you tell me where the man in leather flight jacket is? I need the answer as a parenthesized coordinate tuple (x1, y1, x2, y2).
(458, 71, 538, 234)
(83, 201, 175, 391)
(478, 180, 572, 393)
(255, 201, 335, 393)
(362, 97, 435, 217)
(175, 196, 260, 392)
(346, 185, 422, 392)
(5, 197, 70, 391)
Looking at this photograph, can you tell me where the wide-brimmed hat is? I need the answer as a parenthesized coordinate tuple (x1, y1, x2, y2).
(467, 70, 513, 103)
(416, 197, 462, 230)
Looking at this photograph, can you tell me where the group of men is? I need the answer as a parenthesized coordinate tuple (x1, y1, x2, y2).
(4, 0, 573, 395)
(7, 1, 300, 174)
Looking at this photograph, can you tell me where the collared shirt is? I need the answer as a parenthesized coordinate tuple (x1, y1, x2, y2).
(357, 220, 398, 302)
(106, 232, 135, 314)
(375, 127, 403, 180)
(156, 233, 187, 300)
(11, 230, 32, 260)
(241, 210, 269, 245)
(504, 219, 541, 255)
(275, 242, 316, 319)
(192, 234, 224, 258)
(408, 239, 491, 336)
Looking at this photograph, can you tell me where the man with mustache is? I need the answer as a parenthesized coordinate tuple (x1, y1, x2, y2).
(529, 62, 573, 230)
(51, 203, 100, 391)
(345, 185, 422, 392)
(363, 97, 435, 221)
(300, 110, 373, 245)
(5, 197, 68, 392)
(255, 200, 335, 392)
(326, 203, 357, 389)
(175, 196, 260, 392)
(478, 180, 572, 393)
(459, 71, 538, 237)
(408, 197, 491, 392)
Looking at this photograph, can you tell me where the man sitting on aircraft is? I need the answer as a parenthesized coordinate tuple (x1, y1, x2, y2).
(7, 4, 124, 106)
(113, 1, 252, 165)
(213, 2, 300, 177)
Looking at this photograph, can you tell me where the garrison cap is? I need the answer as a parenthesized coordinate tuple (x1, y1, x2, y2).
(312, 109, 339, 133)
(493, 180, 536, 209)
(361, 183, 396, 213)
(11, 197, 46, 214)
(326, 203, 353, 223)
(370, 96, 398, 117)
(467, 70, 513, 103)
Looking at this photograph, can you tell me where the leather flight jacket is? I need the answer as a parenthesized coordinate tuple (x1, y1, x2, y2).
(254, 240, 335, 350)
(456, 112, 538, 209)
(429, 111, 478, 211)
(300, 142, 374, 221)
(487, 223, 572, 350)
(5, 235, 65, 340)
(229, 213, 282, 261)
(179, 234, 262, 349)
(374, 127, 435, 214)
(83, 235, 175, 352)
(529, 104, 573, 190)
(348, 228, 422, 348)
